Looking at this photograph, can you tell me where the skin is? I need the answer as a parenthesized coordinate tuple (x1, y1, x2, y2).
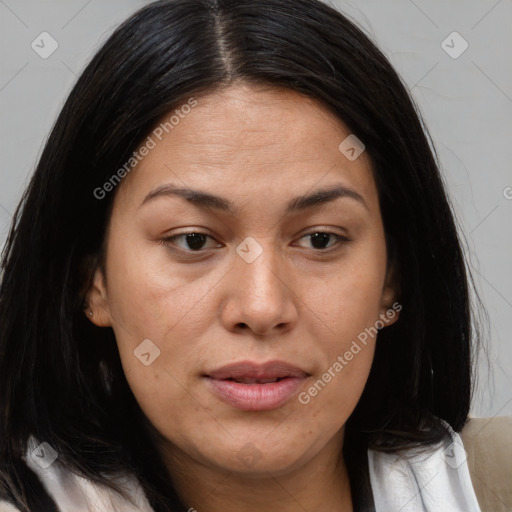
(86, 82, 399, 512)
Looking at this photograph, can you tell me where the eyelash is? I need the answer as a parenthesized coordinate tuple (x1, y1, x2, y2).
(159, 230, 351, 254)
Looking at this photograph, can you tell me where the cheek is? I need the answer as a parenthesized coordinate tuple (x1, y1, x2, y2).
(104, 232, 221, 343)
(102, 239, 218, 417)
(297, 283, 379, 434)
(299, 242, 386, 413)
(316, 251, 387, 343)
(297, 345, 375, 450)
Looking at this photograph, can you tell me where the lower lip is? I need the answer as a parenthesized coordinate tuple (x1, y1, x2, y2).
(205, 377, 306, 411)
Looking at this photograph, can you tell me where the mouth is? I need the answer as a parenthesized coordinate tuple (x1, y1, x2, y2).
(204, 360, 309, 411)
(223, 376, 288, 384)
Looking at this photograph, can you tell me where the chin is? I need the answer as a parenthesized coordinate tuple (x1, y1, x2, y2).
(197, 437, 318, 477)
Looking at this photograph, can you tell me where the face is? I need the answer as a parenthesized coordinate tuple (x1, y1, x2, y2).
(86, 83, 398, 478)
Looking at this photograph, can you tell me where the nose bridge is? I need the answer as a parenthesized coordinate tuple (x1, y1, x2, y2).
(237, 237, 285, 301)
(228, 236, 297, 334)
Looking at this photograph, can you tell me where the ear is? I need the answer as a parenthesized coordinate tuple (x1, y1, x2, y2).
(84, 266, 113, 327)
(379, 260, 401, 327)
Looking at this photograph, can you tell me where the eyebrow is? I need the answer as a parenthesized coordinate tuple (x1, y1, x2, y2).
(140, 182, 368, 214)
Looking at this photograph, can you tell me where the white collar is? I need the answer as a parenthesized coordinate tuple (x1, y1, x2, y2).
(368, 422, 481, 511)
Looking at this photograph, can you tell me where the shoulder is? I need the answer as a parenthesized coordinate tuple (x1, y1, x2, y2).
(0, 502, 22, 512)
(368, 420, 482, 511)
(460, 416, 512, 512)
(16, 435, 155, 512)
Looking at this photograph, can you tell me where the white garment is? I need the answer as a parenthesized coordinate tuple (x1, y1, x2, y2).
(368, 422, 482, 512)
(1, 425, 481, 512)
(17, 436, 153, 512)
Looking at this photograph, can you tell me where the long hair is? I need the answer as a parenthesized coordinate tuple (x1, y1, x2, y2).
(0, 0, 482, 510)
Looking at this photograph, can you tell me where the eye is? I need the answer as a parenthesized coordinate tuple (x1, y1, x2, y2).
(161, 232, 222, 252)
(295, 231, 350, 250)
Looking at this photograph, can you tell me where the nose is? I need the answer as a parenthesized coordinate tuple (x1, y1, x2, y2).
(220, 241, 299, 337)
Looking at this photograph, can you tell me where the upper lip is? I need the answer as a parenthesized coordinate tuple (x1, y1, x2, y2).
(205, 360, 309, 381)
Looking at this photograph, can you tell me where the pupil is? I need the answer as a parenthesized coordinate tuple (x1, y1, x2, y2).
(311, 232, 330, 249)
(186, 233, 206, 250)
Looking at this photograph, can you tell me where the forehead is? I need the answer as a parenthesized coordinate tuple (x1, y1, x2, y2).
(115, 83, 377, 212)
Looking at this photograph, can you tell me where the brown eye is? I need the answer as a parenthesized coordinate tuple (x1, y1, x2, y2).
(296, 232, 350, 250)
(162, 232, 221, 252)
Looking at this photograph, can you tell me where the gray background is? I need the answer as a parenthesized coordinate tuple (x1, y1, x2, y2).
(0, 0, 511, 418)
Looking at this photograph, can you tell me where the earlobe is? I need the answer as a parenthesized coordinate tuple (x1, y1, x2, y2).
(379, 295, 401, 328)
(380, 262, 401, 326)
(379, 301, 401, 327)
(84, 268, 112, 327)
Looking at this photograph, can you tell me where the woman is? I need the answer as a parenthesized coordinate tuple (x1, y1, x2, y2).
(0, 0, 484, 510)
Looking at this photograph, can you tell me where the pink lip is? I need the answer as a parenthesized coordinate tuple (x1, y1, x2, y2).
(204, 360, 308, 411)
